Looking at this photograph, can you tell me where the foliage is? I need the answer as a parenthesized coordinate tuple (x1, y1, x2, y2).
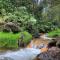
(19, 31, 32, 44)
(0, 32, 20, 48)
(47, 0, 60, 7)
(0, 0, 15, 13)
(0, 0, 60, 49)
(48, 29, 60, 37)
(0, 31, 32, 48)
(4, 7, 37, 32)
(40, 4, 60, 33)
(0, 0, 60, 33)
(48, 4, 60, 26)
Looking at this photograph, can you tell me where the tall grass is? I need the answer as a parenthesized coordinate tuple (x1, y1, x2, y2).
(48, 29, 60, 37)
(0, 32, 20, 48)
(0, 31, 32, 49)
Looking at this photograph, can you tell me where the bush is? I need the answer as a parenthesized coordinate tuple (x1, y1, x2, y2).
(19, 31, 32, 44)
(0, 31, 32, 48)
(3, 22, 20, 33)
(4, 7, 37, 33)
(0, 32, 20, 48)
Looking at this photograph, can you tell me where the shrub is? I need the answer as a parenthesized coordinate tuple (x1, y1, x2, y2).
(0, 31, 32, 48)
(3, 22, 20, 33)
(0, 32, 20, 48)
(4, 7, 37, 33)
(19, 31, 32, 44)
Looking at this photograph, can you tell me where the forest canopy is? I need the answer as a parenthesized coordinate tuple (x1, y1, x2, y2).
(0, 0, 60, 33)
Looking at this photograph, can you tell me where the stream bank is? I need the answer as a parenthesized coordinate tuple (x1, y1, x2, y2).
(0, 34, 50, 60)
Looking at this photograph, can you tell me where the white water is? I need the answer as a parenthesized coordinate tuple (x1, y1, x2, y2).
(33, 0, 43, 5)
(0, 48, 41, 60)
(37, 0, 43, 5)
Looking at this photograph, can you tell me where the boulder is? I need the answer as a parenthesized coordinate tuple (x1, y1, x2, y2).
(3, 22, 20, 33)
(18, 39, 27, 47)
(18, 34, 27, 47)
(34, 47, 60, 60)
(52, 37, 60, 48)
(3, 26, 11, 32)
(47, 39, 57, 48)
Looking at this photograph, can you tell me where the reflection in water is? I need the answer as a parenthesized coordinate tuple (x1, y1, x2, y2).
(0, 48, 41, 60)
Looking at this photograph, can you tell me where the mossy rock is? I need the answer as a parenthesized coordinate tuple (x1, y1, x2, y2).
(18, 31, 32, 47)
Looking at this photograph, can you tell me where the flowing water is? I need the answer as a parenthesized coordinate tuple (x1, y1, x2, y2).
(0, 48, 41, 60)
(0, 34, 50, 60)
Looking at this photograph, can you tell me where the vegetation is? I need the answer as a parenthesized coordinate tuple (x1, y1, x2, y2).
(0, 32, 20, 48)
(0, 0, 60, 48)
(0, 0, 60, 33)
(0, 31, 32, 48)
(19, 31, 32, 44)
(48, 29, 60, 37)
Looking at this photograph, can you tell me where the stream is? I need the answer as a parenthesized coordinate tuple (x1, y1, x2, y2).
(0, 34, 50, 60)
(0, 48, 41, 60)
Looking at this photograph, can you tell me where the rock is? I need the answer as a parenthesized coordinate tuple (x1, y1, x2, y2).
(34, 47, 60, 60)
(52, 37, 60, 48)
(18, 34, 25, 47)
(3, 26, 11, 32)
(18, 35, 28, 47)
(56, 41, 60, 48)
(18, 39, 30, 48)
(18, 39, 26, 47)
(3, 22, 20, 33)
(47, 37, 60, 48)
(36, 44, 46, 49)
(47, 40, 57, 48)
(18, 31, 32, 47)
(33, 32, 40, 38)
(34, 57, 40, 60)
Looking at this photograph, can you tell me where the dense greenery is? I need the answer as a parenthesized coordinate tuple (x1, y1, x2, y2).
(0, 0, 60, 48)
(0, 32, 20, 48)
(0, 0, 60, 33)
(0, 31, 32, 48)
(5, 7, 36, 30)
